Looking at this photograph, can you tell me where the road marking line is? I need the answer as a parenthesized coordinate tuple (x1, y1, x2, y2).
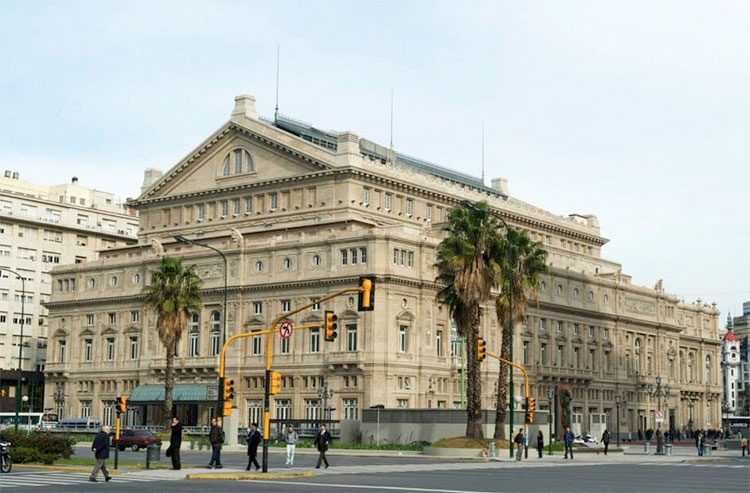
(249, 480, 497, 493)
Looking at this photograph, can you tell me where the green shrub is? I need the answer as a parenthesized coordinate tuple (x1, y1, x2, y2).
(3, 431, 75, 460)
(39, 453, 56, 465)
(12, 446, 40, 463)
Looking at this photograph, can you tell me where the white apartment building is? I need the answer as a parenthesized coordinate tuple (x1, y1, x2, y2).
(0, 171, 137, 412)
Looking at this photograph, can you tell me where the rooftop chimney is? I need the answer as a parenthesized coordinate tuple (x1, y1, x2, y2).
(231, 94, 258, 121)
(11, 172, 19, 180)
(72, 176, 78, 184)
(141, 168, 164, 193)
(491, 177, 509, 196)
(3, 170, 10, 178)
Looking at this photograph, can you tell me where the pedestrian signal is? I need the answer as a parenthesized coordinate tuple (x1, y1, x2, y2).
(325, 311, 338, 341)
(116, 395, 127, 414)
(477, 337, 487, 362)
(270, 371, 282, 395)
(358, 276, 375, 311)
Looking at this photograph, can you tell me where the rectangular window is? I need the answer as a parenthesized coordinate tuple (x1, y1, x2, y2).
(188, 333, 199, 357)
(407, 251, 413, 268)
(574, 324, 580, 335)
(363, 187, 370, 206)
(86, 314, 94, 326)
(523, 341, 529, 364)
(59, 340, 66, 362)
(197, 203, 205, 220)
(557, 321, 564, 333)
(252, 332, 262, 355)
(84, 339, 93, 361)
(385, 193, 392, 211)
(360, 247, 367, 264)
(558, 346, 564, 367)
(351, 248, 357, 265)
(281, 300, 291, 312)
(540, 318, 546, 331)
(341, 249, 348, 265)
(310, 328, 320, 353)
(234, 149, 242, 173)
(426, 204, 433, 221)
(311, 299, 320, 311)
(131, 311, 140, 323)
(405, 199, 413, 216)
(347, 324, 357, 352)
(281, 336, 290, 354)
(245, 196, 253, 214)
(107, 338, 115, 361)
(108, 313, 116, 325)
(233, 198, 240, 216)
(211, 332, 221, 357)
(436, 330, 443, 357)
(540, 343, 547, 365)
(393, 248, 399, 265)
(397, 399, 409, 408)
(220, 200, 228, 217)
(399, 325, 407, 353)
(574, 347, 580, 368)
(130, 337, 139, 359)
(269, 192, 278, 211)
(589, 326, 595, 338)
(254, 302, 262, 315)
(590, 349, 596, 371)
(344, 398, 359, 420)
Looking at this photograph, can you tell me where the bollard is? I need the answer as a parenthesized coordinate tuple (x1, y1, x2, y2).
(146, 444, 161, 469)
(644, 442, 650, 453)
(665, 444, 672, 456)
(705, 445, 712, 456)
(489, 442, 496, 458)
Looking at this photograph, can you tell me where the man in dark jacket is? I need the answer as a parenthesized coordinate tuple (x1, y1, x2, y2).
(207, 417, 223, 469)
(246, 422, 262, 471)
(168, 416, 183, 470)
(89, 425, 112, 482)
(314, 423, 331, 469)
(601, 429, 611, 455)
(563, 426, 575, 460)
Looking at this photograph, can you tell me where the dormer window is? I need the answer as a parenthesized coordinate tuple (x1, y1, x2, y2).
(221, 148, 255, 177)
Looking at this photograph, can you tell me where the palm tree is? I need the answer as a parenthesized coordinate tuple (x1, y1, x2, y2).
(493, 228, 548, 439)
(143, 256, 203, 425)
(436, 201, 503, 439)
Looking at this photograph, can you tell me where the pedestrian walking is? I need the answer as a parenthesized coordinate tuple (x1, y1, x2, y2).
(284, 424, 299, 466)
(740, 437, 747, 457)
(563, 426, 575, 460)
(697, 431, 705, 457)
(245, 422, 262, 471)
(167, 416, 182, 470)
(536, 430, 544, 458)
(89, 425, 112, 482)
(314, 423, 332, 469)
(207, 417, 224, 469)
(514, 428, 525, 461)
(601, 429, 610, 455)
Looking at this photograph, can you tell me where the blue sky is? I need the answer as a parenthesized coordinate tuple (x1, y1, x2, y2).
(1, 0, 748, 317)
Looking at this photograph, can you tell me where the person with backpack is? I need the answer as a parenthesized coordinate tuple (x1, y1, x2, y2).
(601, 429, 611, 455)
(207, 417, 224, 469)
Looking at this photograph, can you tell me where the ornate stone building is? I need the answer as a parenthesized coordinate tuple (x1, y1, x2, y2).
(43, 95, 721, 436)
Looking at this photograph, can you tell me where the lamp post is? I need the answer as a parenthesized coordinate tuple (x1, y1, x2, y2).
(615, 394, 625, 448)
(687, 399, 694, 436)
(318, 380, 334, 423)
(647, 376, 670, 455)
(460, 199, 514, 458)
(2, 267, 27, 433)
(547, 387, 554, 455)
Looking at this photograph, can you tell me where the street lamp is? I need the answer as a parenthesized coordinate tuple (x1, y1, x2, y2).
(647, 376, 670, 455)
(174, 235, 228, 345)
(687, 399, 695, 436)
(317, 380, 335, 422)
(459, 199, 515, 458)
(547, 388, 554, 455)
(1, 267, 27, 432)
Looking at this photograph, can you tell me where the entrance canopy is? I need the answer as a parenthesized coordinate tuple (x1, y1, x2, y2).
(129, 384, 215, 405)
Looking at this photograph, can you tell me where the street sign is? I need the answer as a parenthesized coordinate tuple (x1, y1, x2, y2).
(655, 410, 664, 423)
(279, 320, 294, 339)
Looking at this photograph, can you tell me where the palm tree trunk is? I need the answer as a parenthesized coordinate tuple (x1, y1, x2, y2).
(493, 321, 512, 439)
(164, 338, 175, 427)
(464, 305, 484, 439)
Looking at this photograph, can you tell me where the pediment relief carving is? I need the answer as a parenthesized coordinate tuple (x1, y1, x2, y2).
(124, 325, 141, 334)
(340, 309, 359, 320)
(53, 328, 69, 338)
(395, 310, 414, 322)
(244, 316, 264, 327)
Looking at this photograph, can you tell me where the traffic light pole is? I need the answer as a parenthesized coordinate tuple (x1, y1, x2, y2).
(114, 413, 120, 469)
(483, 350, 530, 448)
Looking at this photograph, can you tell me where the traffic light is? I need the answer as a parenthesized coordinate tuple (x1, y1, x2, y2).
(358, 276, 375, 311)
(222, 378, 235, 417)
(325, 311, 338, 341)
(528, 397, 535, 424)
(116, 395, 127, 414)
(477, 337, 486, 362)
(270, 371, 282, 395)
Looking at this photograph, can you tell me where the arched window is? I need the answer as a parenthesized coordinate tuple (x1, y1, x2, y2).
(634, 339, 641, 374)
(539, 281, 546, 292)
(189, 313, 200, 332)
(222, 156, 230, 176)
(705, 355, 711, 384)
(210, 311, 221, 331)
(210, 311, 221, 357)
(688, 353, 694, 382)
(246, 151, 254, 172)
(255, 260, 264, 272)
(220, 149, 254, 176)
(234, 149, 243, 174)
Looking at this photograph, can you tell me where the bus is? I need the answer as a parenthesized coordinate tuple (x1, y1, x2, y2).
(0, 412, 57, 432)
(56, 417, 101, 431)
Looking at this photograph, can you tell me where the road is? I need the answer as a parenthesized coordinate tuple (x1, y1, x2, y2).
(4, 457, 748, 492)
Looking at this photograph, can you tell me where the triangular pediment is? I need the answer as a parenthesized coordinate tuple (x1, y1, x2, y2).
(137, 120, 336, 203)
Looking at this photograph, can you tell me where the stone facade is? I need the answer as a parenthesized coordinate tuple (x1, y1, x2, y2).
(43, 95, 722, 436)
(0, 171, 137, 412)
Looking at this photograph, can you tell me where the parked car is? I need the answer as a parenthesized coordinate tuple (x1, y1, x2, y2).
(116, 429, 162, 451)
(573, 434, 599, 445)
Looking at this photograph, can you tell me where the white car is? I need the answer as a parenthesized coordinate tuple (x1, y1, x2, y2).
(573, 434, 599, 445)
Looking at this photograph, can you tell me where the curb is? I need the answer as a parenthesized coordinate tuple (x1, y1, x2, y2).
(186, 470, 314, 480)
(13, 463, 123, 475)
(681, 458, 730, 464)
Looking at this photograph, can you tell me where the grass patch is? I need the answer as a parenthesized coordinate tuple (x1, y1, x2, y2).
(261, 440, 425, 451)
(431, 437, 510, 449)
(53, 457, 198, 469)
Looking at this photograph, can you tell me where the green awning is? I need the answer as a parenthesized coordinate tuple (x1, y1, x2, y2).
(128, 384, 212, 404)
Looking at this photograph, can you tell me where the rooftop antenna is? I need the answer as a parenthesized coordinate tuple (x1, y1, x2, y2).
(481, 122, 485, 184)
(274, 43, 280, 123)
(390, 87, 395, 149)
